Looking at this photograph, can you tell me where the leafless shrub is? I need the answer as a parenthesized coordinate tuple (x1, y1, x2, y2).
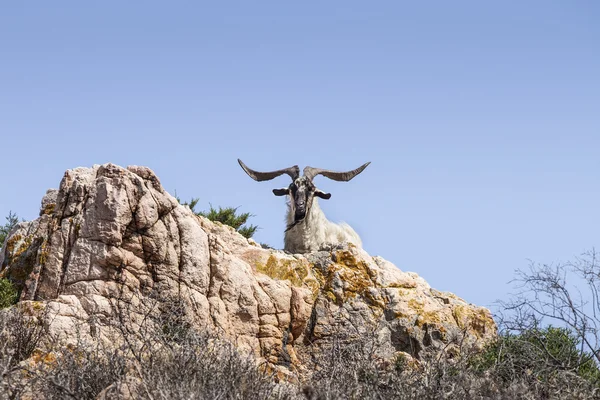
(136, 329, 296, 400)
(300, 324, 599, 399)
(4, 248, 600, 399)
(34, 341, 128, 400)
(500, 249, 600, 365)
(129, 295, 296, 399)
(0, 303, 48, 398)
(0, 288, 298, 400)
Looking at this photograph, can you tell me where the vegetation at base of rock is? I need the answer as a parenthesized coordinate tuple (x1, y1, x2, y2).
(1, 297, 295, 400)
(2, 318, 598, 399)
(300, 329, 600, 399)
(0, 279, 19, 309)
(176, 196, 259, 239)
(2, 293, 599, 399)
(472, 326, 600, 386)
(0, 305, 47, 384)
(0, 211, 19, 248)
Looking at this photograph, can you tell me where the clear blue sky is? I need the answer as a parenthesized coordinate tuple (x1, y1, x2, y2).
(1, 2, 598, 310)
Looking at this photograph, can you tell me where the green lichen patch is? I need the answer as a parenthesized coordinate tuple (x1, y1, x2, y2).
(3, 235, 43, 290)
(408, 298, 424, 314)
(396, 288, 416, 297)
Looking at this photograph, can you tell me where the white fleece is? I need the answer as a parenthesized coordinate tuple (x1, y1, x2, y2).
(283, 198, 362, 254)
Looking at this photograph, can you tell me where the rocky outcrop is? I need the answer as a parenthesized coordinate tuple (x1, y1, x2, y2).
(0, 163, 496, 376)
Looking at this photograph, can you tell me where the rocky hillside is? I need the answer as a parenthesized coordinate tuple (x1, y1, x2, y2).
(0, 163, 496, 376)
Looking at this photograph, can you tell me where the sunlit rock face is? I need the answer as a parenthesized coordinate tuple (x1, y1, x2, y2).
(0, 163, 496, 376)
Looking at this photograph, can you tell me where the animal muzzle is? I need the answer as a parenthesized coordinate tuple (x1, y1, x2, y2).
(294, 209, 306, 221)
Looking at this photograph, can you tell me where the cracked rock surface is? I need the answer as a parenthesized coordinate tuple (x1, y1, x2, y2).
(0, 163, 496, 375)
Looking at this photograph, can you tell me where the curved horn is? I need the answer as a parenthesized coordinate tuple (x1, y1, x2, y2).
(238, 159, 300, 181)
(303, 162, 371, 182)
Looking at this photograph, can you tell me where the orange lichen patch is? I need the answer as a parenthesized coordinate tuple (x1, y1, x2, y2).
(414, 312, 449, 340)
(336, 249, 378, 282)
(337, 265, 376, 301)
(8, 235, 33, 261)
(452, 304, 497, 338)
(335, 249, 377, 280)
(389, 309, 408, 319)
(387, 280, 418, 289)
(42, 203, 56, 215)
(29, 349, 57, 366)
(5, 234, 23, 254)
(316, 250, 384, 308)
(409, 298, 448, 329)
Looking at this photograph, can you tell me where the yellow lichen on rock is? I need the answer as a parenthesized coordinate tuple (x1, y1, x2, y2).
(29, 349, 57, 366)
(20, 300, 46, 316)
(255, 254, 321, 296)
(3, 233, 38, 285)
(415, 310, 445, 329)
(38, 238, 50, 266)
(452, 304, 496, 338)
(42, 203, 56, 215)
(337, 265, 375, 300)
(256, 255, 307, 287)
(335, 249, 377, 280)
(5, 234, 24, 254)
(387, 281, 418, 289)
(408, 298, 424, 314)
(314, 249, 385, 309)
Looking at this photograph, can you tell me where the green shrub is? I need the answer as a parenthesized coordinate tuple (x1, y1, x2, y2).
(176, 196, 258, 239)
(0, 278, 19, 308)
(0, 211, 19, 248)
(473, 325, 600, 386)
(197, 205, 258, 239)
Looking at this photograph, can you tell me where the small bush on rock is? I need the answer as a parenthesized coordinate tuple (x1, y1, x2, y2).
(0, 211, 19, 248)
(177, 196, 258, 239)
(0, 279, 18, 309)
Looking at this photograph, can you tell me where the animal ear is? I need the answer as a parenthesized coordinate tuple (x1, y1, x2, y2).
(314, 189, 331, 200)
(273, 188, 290, 196)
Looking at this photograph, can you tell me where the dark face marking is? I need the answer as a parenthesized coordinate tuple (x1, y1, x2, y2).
(290, 177, 330, 222)
(273, 176, 332, 228)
